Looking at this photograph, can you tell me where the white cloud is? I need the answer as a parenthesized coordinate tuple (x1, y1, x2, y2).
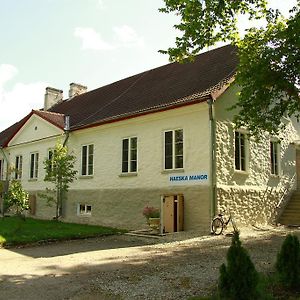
(0, 64, 18, 89)
(0, 64, 48, 131)
(74, 27, 115, 51)
(113, 25, 145, 48)
(74, 25, 145, 51)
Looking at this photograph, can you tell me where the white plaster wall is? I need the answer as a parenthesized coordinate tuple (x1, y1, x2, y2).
(8, 114, 63, 146)
(214, 85, 299, 225)
(67, 104, 211, 190)
(2, 103, 212, 231)
(5, 135, 65, 191)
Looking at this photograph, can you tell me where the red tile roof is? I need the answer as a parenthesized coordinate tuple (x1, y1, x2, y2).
(0, 44, 237, 147)
(50, 44, 237, 129)
(0, 110, 64, 147)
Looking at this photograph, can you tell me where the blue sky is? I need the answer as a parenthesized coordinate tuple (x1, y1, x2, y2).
(0, 0, 297, 131)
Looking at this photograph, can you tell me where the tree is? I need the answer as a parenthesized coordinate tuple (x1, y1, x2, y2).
(275, 234, 300, 290)
(160, 0, 300, 135)
(4, 180, 29, 217)
(219, 231, 259, 299)
(42, 142, 77, 219)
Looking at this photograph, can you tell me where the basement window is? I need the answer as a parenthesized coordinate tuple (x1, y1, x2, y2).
(78, 204, 92, 216)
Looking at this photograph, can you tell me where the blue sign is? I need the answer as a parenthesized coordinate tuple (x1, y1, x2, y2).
(169, 173, 209, 185)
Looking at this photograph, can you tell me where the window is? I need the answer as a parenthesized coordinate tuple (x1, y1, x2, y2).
(47, 149, 57, 174)
(15, 155, 23, 179)
(122, 137, 137, 173)
(164, 129, 183, 170)
(270, 141, 280, 175)
(0, 159, 4, 180)
(81, 144, 94, 176)
(30, 152, 39, 179)
(78, 204, 92, 215)
(235, 131, 247, 171)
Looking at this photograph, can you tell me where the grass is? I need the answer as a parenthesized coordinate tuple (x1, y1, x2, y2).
(0, 216, 125, 247)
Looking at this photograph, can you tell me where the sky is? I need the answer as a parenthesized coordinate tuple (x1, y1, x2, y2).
(0, 0, 297, 132)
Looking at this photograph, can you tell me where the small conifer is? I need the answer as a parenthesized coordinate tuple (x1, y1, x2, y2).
(275, 234, 300, 290)
(219, 231, 259, 299)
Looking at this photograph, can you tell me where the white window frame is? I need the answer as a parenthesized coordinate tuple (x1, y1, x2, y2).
(81, 144, 94, 176)
(234, 130, 248, 172)
(15, 155, 23, 180)
(77, 203, 92, 216)
(270, 140, 280, 176)
(164, 128, 184, 170)
(122, 137, 138, 173)
(29, 152, 39, 179)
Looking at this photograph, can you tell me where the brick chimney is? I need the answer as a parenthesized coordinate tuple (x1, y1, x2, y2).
(44, 87, 63, 111)
(68, 83, 87, 99)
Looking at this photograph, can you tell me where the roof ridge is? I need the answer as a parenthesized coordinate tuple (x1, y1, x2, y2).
(34, 110, 65, 116)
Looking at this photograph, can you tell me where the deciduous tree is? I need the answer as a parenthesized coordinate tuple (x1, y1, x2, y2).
(42, 142, 77, 219)
(160, 0, 300, 135)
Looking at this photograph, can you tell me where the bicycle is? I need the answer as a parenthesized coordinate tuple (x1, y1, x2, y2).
(211, 211, 238, 235)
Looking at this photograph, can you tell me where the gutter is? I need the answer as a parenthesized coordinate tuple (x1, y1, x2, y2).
(207, 97, 217, 220)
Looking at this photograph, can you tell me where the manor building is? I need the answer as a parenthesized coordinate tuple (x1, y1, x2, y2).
(1, 45, 299, 233)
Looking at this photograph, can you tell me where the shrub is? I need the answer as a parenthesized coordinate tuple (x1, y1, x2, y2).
(275, 234, 300, 290)
(4, 180, 29, 217)
(218, 231, 259, 300)
(142, 206, 160, 220)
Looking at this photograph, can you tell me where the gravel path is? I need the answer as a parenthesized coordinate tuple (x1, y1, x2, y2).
(1, 226, 300, 300)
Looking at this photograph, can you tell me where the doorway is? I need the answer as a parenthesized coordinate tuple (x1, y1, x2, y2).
(162, 194, 184, 233)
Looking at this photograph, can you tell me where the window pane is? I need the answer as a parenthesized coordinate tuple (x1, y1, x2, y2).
(30, 154, 35, 178)
(122, 139, 129, 172)
(165, 156, 173, 169)
(88, 145, 94, 175)
(175, 155, 183, 169)
(86, 205, 92, 214)
(81, 146, 87, 175)
(35, 153, 39, 178)
(165, 131, 173, 144)
(175, 129, 183, 142)
(130, 160, 137, 172)
(130, 137, 137, 172)
(165, 131, 173, 169)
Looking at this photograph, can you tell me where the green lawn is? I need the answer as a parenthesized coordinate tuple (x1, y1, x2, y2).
(0, 216, 125, 247)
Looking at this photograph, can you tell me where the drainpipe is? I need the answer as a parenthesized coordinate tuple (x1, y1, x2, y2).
(0, 147, 9, 216)
(60, 116, 70, 217)
(207, 97, 217, 220)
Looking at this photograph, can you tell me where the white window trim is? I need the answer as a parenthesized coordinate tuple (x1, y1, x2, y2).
(77, 203, 92, 216)
(270, 139, 281, 176)
(80, 144, 94, 176)
(122, 136, 138, 174)
(29, 152, 39, 180)
(234, 130, 249, 173)
(163, 128, 184, 171)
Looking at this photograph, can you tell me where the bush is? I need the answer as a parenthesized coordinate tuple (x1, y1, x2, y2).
(275, 234, 300, 290)
(218, 231, 259, 300)
(4, 180, 29, 217)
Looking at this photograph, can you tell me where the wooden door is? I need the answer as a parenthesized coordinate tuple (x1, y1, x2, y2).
(163, 196, 174, 233)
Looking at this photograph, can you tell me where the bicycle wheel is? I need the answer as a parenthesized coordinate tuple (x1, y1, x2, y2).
(211, 217, 224, 235)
